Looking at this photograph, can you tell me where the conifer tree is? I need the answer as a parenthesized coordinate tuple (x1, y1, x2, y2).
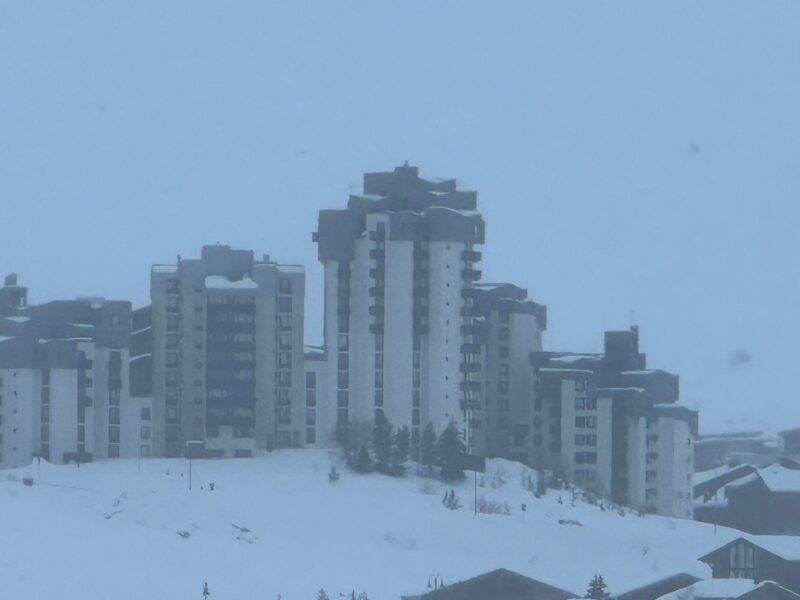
(317, 590, 330, 600)
(372, 411, 393, 473)
(355, 445, 373, 473)
(438, 422, 466, 482)
(420, 423, 438, 474)
(391, 425, 411, 474)
(586, 575, 610, 599)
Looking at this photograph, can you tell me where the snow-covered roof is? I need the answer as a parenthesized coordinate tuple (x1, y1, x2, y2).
(621, 370, 658, 375)
(0, 335, 13, 343)
(756, 465, 800, 493)
(130, 354, 152, 362)
(551, 355, 602, 364)
(538, 368, 595, 375)
(152, 265, 178, 274)
(654, 579, 760, 600)
(205, 275, 258, 290)
(745, 535, 800, 560)
(701, 535, 800, 562)
(277, 264, 305, 274)
(3, 315, 30, 323)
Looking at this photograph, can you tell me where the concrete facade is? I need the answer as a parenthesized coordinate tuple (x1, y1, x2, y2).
(313, 164, 485, 452)
(0, 275, 137, 468)
(150, 245, 306, 458)
(530, 327, 697, 517)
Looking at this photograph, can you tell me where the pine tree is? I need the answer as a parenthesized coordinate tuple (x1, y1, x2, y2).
(355, 445, 373, 473)
(372, 411, 393, 473)
(420, 424, 438, 474)
(438, 422, 466, 482)
(390, 426, 411, 475)
(336, 419, 350, 447)
(317, 590, 330, 600)
(411, 427, 421, 462)
(586, 575, 610, 599)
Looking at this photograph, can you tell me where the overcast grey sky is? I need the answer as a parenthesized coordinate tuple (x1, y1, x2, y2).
(1, 1, 798, 433)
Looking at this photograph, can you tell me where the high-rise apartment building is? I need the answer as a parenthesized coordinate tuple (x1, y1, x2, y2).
(470, 283, 547, 462)
(530, 326, 697, 517)
(150, 245, 306, 458)
(313, 164, 485, 451)
(0, 275, 133, 467)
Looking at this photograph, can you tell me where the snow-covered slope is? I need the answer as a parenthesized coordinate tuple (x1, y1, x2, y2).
(0, 451, 743, 600)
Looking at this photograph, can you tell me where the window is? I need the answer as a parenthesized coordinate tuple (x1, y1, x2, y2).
(338, 371, 349, 389)
(141, 426, 151, 440)
(166, 333, 178, 349)
(575, 398, 586, 410)
(305, 371, 316, 388)
(730, 543, 755, 578)
(108, 444, 120, 458)
(279, 352, 292, 368)
(374, 389, 384, 407)
(279, 314, 293, 331)
(279, 334, 292, 349)
(338, 353, 349, 371)
(337, 334, 349, 351)
(279, 278, 292, 294)
(108, 426, 120, 443)
(575, 416, 597, 429)
(141, 445, 151, 457)
(498, 327, 510, 340)
(575, 380, 587, 392)
(337, 390, 348, 408)
(278, 296, 292, 313)
(499, 346, 509, 358)
(575, 451, 597, 464)
(108, 407, 120, 425)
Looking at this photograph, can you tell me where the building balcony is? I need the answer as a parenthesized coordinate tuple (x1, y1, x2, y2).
(460, 381, 482, 392)
(368, 286, 384, 298)
(369, 249, 385, 260)
(461, 269, 482, 281)
(460, 343, 482, 354)
(461, 399, 482, 411)
(461, 306, 483, 317)
(460, 323, 485, 336)
(369, 268, 385, 279)
(462, 250, 482, 263)
(368, 231, 385, 241)
(460, 362, 482, 373)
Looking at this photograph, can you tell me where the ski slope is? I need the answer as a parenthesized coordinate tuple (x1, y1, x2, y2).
(0, 450, 742, 600)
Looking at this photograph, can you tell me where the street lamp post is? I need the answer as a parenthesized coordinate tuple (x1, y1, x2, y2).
(185, 440, 204, 491)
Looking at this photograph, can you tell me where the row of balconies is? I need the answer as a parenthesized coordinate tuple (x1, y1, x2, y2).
(462, 269, 482, 281)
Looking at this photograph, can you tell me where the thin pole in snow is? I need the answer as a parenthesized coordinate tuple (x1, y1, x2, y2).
(474, 470, 477, 516)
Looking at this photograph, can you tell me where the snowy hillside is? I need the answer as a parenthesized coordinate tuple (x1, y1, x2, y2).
(1, 451, 743, 600)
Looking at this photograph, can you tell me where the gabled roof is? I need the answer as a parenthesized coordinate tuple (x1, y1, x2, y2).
(402, 568, 577, 600)
(654, 580, 800, 600)
(615, 573, 702, 600)
(698, 536, 800, 563)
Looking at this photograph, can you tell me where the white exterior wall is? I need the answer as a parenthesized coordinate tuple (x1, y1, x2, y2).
(425, 240, 466, 433)
(625, 415, 648, 511)
(0, 368, 38, 469)
(48, 368, 80, 463)
(595, 396, 614, 498)
(382, 238, 414, 428)
(319, 262, 341, 447)
(656, 416, 694, 518)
